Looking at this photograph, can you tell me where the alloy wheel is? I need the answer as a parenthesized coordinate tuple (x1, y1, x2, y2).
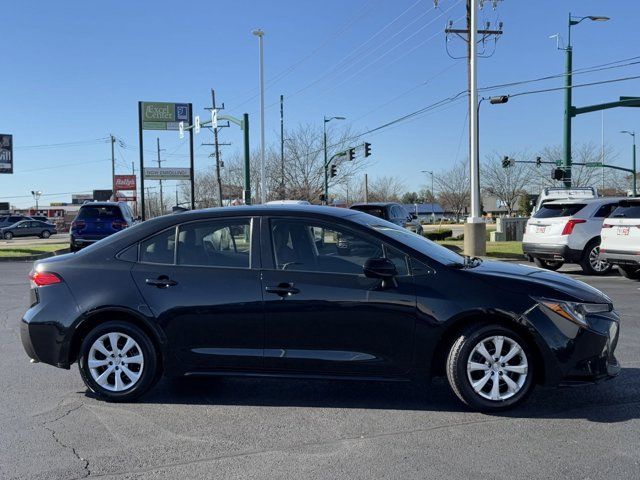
(466, 335, 528, 401)
(88, 332, 144, 392)
(589, 246, 609, 273)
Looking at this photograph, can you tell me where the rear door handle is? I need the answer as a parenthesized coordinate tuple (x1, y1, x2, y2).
(146, 276, 178, 288)
(265, 283, 300, 297)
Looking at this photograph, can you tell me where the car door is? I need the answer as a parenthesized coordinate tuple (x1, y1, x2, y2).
(13, 222, 31, 237)
(261, 216, 417, 377)
(130, 216, 264, 373)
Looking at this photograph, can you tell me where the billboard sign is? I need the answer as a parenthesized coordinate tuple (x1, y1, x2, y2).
(72, 194, 93, 205)
(0, 134, 13, 174)
(114, 175, 136, 191)
(141, 102, 190, 130)
(143, 167, 191, 180)
(93, 190, 113, 202)
(0, 201, 10, 212)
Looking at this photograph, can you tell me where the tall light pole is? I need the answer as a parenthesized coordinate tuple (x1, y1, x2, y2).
(323, 115, 346, 205)
(562, 13, 610, 188)
(621, 130, 637, 197)
(421, 170, 435, 223)
(31, 190, 42, 213)
(252, 28, 266, 203)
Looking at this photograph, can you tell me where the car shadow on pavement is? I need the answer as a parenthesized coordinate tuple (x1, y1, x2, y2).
(124, 367, 640, 423)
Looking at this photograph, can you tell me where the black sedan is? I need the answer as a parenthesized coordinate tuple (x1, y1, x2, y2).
(2, 219, 57, 240)
(21, 206, 620, 410)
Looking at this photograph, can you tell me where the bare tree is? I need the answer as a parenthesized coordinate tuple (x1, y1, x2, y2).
(482, 151, 534, 215)
(366, 176, 406, 202)
(436, 159, 469, 221)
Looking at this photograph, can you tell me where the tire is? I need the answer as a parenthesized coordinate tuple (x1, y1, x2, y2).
(70, 243, 79, 253)
(446, 323, 535, 411)
(41, 230, 51, 239)
(619, 265, 640, 280)
(3, 232, 13, 240)
(579, 240, 612, 275)
(533, 258, 563, 271)
(78, 321, 160, 402)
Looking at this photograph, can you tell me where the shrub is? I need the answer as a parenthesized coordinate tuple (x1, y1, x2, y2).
(423, 229, 453, 241)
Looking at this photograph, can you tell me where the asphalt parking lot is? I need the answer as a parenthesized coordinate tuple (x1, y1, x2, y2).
(1, 261, 638, 480)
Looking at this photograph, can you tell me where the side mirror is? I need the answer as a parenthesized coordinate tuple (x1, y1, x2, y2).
(363, 257, 397, 279)
(410, 213, 417, 220)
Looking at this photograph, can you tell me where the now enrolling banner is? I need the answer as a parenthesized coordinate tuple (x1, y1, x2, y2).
(143, 167, 191, 180)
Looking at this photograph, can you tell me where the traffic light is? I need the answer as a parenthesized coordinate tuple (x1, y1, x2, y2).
(502, 156, 513, 168)
(552, 168, 564, 181)
(535, 156, 542, 167)
(364, 142, 372, 158)
(348, 148, 356, 161)
(330, 164, 338, 177)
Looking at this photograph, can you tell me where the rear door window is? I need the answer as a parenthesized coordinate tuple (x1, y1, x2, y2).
(533, 204, 586, 219)
(140, 228, 177, 264)
(611, 203, 640, 219)
(177, 219, 251, 268)
(351, 206, 386, 219)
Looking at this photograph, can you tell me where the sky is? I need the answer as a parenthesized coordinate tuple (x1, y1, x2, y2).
(1, 0, 639, 208)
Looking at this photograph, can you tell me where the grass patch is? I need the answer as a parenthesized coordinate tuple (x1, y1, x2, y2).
(438, 241, 524, 259)
(0, 244, 68, 257)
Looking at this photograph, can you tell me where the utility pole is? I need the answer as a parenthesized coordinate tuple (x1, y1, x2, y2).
(252, 29, 266, 203)
(443, 0, 503, 256)
(156, 138, 164, 215)
(280, 94, 285, 199)
(364, 174, 369, 203)
(211, 89, 224, 207)
(110, 134, 116, 194)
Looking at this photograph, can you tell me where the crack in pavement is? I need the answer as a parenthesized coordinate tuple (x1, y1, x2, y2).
(41, 403, 91, 479)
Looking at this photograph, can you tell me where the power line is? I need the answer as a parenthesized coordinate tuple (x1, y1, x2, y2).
(14, 138, 110, 150)
(507, 74, 640, 99)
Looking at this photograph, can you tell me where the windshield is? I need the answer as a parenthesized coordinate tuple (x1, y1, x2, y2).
(351, 205, 386, 218)
(534, 203, 586, 219)
(349, 212, 464, 266)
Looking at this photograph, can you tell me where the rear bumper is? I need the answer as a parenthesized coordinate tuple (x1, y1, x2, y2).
(600, 250, 640, 266)
(522, 242, 582, 263)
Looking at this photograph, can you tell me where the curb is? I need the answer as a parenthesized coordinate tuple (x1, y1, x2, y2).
(0, 248, 70, 263)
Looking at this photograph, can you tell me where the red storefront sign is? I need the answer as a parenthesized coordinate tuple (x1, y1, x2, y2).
(114, 175, 136, 191)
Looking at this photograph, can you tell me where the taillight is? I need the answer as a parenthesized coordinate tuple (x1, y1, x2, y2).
(71, 220, 85, 230)
(112, 221, 127, 230)
(29, 270, 62, 287)
(561, 219, 586, 235)
(602, 223, 613, 229)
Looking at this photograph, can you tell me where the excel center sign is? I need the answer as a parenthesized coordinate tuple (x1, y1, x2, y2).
(141, 102, 190, 130)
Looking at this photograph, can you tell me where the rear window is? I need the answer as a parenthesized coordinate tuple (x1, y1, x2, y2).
(77, 205, 124, 221)
(533, 204, 586, 219)
(351, 206, 386, 219)
(611, 202, 640, 219)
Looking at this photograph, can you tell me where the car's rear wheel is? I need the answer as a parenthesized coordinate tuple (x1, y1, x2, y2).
(533, 258, 563, 271)
(446, 324, 535, 411)
(580, 241, 612, 275)
(619, 265, 640, 280)
(41, 230, 51, 239)
(3, 232, 13, 240)
(78, 321, 160, 402)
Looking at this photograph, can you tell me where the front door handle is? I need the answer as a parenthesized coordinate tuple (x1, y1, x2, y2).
(265, 283, 300, 297)
(146, 275, 178, 288)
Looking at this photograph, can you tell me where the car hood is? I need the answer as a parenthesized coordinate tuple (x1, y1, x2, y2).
(468, 260, 611, 304)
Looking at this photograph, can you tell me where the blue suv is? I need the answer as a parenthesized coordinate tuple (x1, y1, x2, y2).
(70, 202, 136, 252)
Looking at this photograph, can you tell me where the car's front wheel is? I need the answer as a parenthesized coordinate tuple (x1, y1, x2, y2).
(619, 265, 640, 280)
(446, 324, 535, 411)
(78, 321, 160, 402)
(533, 258, 563, 271)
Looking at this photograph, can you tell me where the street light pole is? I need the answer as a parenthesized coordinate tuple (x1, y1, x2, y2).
(31, 190, 42, 213)
(421, 170, 435, 223)
(563, 13, 610, 188)
(252, 29, 266, 204)
(621, 130, 637, 196)
(323, 115, 346, 205)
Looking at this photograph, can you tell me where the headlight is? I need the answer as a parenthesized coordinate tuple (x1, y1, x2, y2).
(535, 298, 612, 329)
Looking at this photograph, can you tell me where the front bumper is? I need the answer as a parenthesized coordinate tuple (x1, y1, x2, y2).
(525, 304, 620, 386)
(600, 250, 640, 266)
(522, 242, 583, 263)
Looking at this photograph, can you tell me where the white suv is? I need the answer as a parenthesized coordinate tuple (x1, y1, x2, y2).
(600, 198, 640, 280)
(523, 198, 623, 275)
